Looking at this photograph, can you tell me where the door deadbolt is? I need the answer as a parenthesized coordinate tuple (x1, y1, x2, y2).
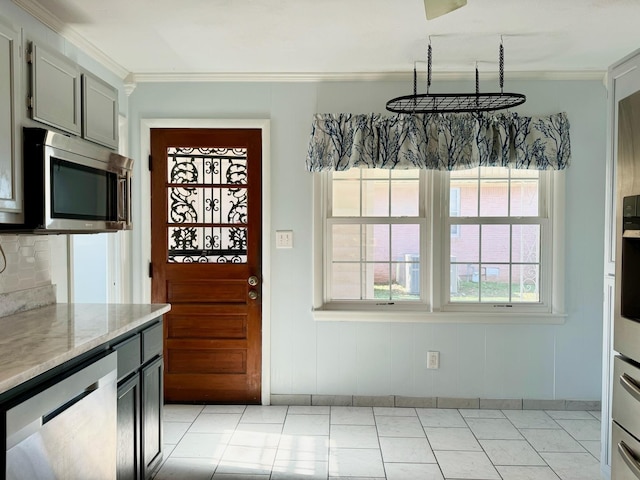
(248, 276, 259, 286)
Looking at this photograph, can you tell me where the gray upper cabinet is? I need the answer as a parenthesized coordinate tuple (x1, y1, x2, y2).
(82, 72, 118, 149)
(27, 41, 119, 150)
(0, 17, 23, 224)
(29, 42, 82, 136)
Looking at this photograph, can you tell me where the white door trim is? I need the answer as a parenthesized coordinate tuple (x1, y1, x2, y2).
(137, 118, 272, 405)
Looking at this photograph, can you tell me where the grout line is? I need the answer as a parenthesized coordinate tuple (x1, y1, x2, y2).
(501, 409, 550, 470)
(373, 408, 385, 479)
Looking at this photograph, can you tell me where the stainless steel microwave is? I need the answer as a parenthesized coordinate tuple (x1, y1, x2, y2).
(18, 127, 133, 233)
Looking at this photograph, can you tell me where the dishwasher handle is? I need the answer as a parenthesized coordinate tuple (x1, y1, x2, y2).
(41, 381, 99, 425)
(6, 353, 117, 449)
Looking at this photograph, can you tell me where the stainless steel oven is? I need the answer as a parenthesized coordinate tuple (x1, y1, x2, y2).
(612, 89, 640, 479)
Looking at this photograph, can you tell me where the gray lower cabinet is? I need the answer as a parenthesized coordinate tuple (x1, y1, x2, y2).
(141, 357, 163, 478)
(114, 321, 164, 480)
(117, 374, 141, 480)
(0, 16, 23, 224)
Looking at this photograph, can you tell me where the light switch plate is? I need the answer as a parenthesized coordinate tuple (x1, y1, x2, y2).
(276, 230, 293, 248)
(427, 351, 440, 369)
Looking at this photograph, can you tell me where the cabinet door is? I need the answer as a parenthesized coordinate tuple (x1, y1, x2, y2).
(0, 18, 23, 222)
(30, 42, 81, 135)
(141, 357, 163, 480)
(117, 374, 141, 480)
(602, 275, 615, 471)
(82, 72, 118, 149)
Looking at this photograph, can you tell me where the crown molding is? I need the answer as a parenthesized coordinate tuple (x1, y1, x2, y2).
(12, 0, 130, 79)
(131, 70, 606, 84)
(123, 73, 137, 96)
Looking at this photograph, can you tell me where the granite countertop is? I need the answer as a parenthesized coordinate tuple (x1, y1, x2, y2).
(0, 303, 171, 395)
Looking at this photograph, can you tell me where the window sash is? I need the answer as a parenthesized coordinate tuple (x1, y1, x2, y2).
(324, 170, 429, 308)
(325, 217, 428, 305)
(442, 170, 553, 312)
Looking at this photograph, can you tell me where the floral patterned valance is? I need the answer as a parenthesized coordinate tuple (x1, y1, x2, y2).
(306, 112, 571, 171)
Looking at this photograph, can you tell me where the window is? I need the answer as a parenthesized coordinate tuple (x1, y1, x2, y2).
(446, 167, 548, 308)
(326, 169, 426, 304)
(315, 166, 560, 318)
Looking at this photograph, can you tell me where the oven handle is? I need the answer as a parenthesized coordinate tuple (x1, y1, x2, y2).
(621, 373, 640, 402)
(619, 441, 640, 479)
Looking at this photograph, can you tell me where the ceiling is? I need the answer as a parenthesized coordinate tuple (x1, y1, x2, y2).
(13, 0, 640, 80)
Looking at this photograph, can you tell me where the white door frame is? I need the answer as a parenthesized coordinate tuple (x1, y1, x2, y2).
(136, 118, 272, 405)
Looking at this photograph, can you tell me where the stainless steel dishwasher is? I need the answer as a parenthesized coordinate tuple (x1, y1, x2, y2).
(5, 352, 118, 480)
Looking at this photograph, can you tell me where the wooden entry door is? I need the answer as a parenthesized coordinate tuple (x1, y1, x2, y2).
(150, 128, 262, 403)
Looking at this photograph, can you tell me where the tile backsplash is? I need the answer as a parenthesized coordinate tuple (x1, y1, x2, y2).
(0, 235, 51, 294)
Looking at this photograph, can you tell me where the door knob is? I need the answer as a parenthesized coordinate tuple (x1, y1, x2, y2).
(248, 290, 259, 300)
(248, 276, 259, 286)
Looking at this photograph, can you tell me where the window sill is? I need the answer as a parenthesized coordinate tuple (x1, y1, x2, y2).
(312, 309, 567, 324)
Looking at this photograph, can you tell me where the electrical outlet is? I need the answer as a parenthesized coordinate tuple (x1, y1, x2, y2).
(427, 351, 440, 369)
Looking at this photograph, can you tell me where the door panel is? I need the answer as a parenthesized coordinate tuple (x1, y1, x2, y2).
(168, 348, 247, 374)
(150, 128, 262, 403)
(166, 280, 247, 303)
(167, 313, 247, 339)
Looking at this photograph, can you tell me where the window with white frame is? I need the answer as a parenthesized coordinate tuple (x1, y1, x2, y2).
(317, 166, 557, 314)
(446, 167, 549, 308)
(326, 168, 426, 304)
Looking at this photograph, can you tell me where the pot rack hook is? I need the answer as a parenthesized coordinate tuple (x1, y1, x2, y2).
(499, 35, 505, 93)
(427, 36, 433, 94)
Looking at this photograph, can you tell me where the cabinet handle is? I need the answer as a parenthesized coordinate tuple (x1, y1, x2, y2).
(619, 441, 640, 479)
(621, 373, 640, 402)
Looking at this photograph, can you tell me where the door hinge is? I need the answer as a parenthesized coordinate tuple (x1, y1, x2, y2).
(148, 262, 153, 278)
(148, 155, 153, 171)
(26, 47, 32, 64)
(27, 96, 33, 109)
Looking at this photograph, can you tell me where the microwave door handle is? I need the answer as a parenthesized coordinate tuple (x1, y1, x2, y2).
(118, 176, 129, 225)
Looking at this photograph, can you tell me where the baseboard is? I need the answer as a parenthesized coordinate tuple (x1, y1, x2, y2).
(269, 394, 601, 411)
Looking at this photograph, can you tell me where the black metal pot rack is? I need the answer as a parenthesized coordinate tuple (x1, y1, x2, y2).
(386, 39, 526, 114)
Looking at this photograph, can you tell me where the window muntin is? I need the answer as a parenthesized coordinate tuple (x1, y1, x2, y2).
(450, 187, 461, 236)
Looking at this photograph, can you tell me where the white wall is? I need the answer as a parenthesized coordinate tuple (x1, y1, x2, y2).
(129, 77, 606, 400)
(71, 234, 108, 303)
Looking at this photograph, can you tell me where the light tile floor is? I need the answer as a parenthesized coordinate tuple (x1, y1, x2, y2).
(154, 405, 605, 480)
